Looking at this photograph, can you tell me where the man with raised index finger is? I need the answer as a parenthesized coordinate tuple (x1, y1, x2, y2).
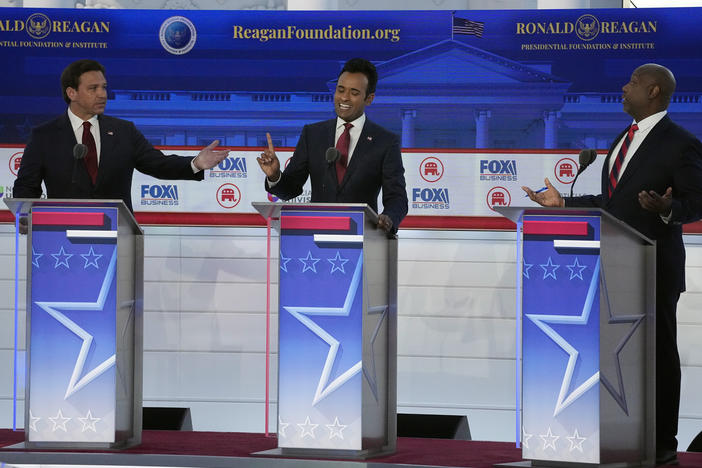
(256, 57, 407, 236)
(523, 63, 702, 466)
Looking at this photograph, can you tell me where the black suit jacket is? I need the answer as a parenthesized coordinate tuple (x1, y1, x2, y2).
(13, 113, 203, 211)
(566, 115, 702, 294)
(267, 117, 408, 231)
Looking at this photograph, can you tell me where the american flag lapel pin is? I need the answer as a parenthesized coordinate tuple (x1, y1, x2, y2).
(107, 131, 114, 136)
(367, 136, 373, 141)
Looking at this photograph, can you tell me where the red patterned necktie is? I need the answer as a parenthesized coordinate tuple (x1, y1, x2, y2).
(608, 123, 638, 196)
(82, 121, 98, 184)
(335, 123, 353, 184)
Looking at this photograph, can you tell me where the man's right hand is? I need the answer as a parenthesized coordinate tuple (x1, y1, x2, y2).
(256, 132, 281, 182)
(18, 216, 28, 235)
(521, 177, 565, 207)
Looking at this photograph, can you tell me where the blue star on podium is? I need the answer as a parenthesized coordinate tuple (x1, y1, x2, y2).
(51, 246, 73, 269)
(299, 251, 321, 273)
(566, 257, 587, 280)
(280, 254, 292, 273)
(540, 256, 560, 280)
(284, 256, 363, 405)
(526, 258, 601, 417)
(35, 248, 118, 399)
(328, 251, 349, 274)
(80, 247, 103, 269)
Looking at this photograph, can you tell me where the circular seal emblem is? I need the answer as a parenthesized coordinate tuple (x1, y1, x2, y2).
(159, 16, 197, 55)
(216, 183, 241, 209)
(554, 157, 578, 185)
(419, 156, 444, 183)
(9, 152, 23, 177)
(575, 14, 600, 42)
(486, 186, 511, 211)
(25, 13, 51, 40)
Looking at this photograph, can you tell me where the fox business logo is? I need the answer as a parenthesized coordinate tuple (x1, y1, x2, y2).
(0, 14, 111, 39)
(141, 184, 179, 206)
(480, 159, 517, 182)
(516, 14, 657, 42)
(209, 157, 248, 179)
(9, 152, 23, 177)
(412, 187, 450, 210)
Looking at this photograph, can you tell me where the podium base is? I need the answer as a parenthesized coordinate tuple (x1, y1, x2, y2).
(254, 445, 395, 460)
(495, 460, 651, 468)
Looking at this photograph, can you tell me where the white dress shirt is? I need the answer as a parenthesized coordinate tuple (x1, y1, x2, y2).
(607, 110, 667, 178)
(67, 108, 101, 164)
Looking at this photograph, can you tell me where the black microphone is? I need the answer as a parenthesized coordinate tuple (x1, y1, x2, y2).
(570, 149, 597, 197)
(72, 143, 88, 185)
(325, 147, 340, 164)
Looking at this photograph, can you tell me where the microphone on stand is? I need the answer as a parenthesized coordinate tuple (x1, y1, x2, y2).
(72, 143, 88, 185)
(570, 149, 597, 197)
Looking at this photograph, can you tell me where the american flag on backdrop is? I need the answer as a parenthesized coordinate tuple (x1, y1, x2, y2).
(453, 16, 484, 37)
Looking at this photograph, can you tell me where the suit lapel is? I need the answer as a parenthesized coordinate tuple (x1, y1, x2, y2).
(96, 115, 116, 187)
(615, 116, 670, 192)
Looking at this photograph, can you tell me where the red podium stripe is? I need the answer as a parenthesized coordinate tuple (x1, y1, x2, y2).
(32, 212, 105, 226)
(281, 216, 350, 230)
(523, 221, 588, 236)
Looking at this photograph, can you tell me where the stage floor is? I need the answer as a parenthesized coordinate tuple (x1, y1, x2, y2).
(1, 430, 701, 468)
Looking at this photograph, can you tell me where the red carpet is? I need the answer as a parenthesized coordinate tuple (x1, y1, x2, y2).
(1, 429, 701, 467)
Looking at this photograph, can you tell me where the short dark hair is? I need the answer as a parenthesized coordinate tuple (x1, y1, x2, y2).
(339, 58, 378, 97)
(60, 59, 106, 104)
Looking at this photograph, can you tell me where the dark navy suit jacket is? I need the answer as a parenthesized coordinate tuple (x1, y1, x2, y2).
(566, 115, 702, 294)
(266, 117, 408, 232)
(13, 113, 203, 211)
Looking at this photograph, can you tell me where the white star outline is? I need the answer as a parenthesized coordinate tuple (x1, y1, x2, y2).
(539, 256, 560, 280)
(521, 427, 532, 449)
(48, 409, 70, 432)
(539, 426, 559, 451)
(566, 257, 587, 280)
(299, 251, 321, 273)
(278, 415, 290, 438)
(566, 428, 587, 452)
(523, 261, 533, 279)
(598, 265, 645, 415)
(362, 303, 387, 402)
(28, 410, 41, 432)
(32, 247, 43, 268)
(326, 417, 347, 440)
(279, 254, 292, 273)
(80, 246, 102, 269)
(328, 251, 350, 274)
(284, 254, 363, 405)
(297, 416, 318, 439)
(51, 246, 73, 269)
(77, 410, 101, 432)
(35, 248, 118, 399)
(526, 257, 600, 417)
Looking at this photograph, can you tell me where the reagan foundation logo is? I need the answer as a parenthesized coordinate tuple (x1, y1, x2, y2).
(159, 16, 197, 55)
(26, 13, 50, 39)
(575, 14, 600, 41)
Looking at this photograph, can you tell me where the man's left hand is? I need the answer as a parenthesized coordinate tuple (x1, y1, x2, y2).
(193, 140, 229, 170)
(638, 186, 673, 215)
(377, 214, 393, 234)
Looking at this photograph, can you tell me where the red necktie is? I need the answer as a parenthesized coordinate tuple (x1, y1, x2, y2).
(82, 121, 98, 184)
(608, 123, 638, 196)
(335, 123, 353, 184)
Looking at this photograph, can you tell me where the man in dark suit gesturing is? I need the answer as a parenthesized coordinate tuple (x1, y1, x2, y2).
(13, 59, 229, 212)
(523, 63, 702, 465)
(256, 58, 408, 235)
